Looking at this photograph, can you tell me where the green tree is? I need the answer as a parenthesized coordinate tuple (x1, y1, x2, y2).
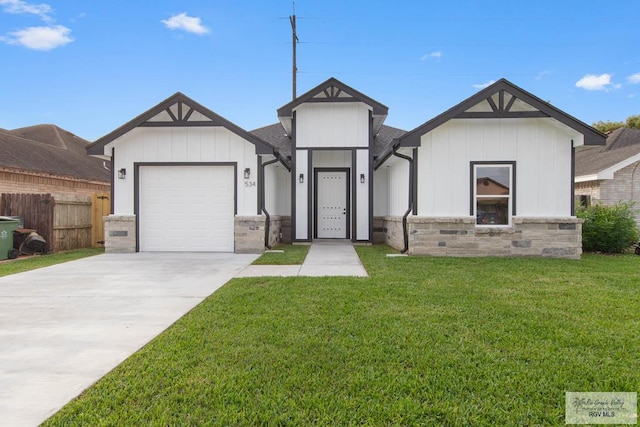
(592, 120, 624, 133)
(592, 114, 640, 133)
(625, 114, 640, 129)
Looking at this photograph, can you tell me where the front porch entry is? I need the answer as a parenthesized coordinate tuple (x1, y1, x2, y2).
(314, 168, 350, 239)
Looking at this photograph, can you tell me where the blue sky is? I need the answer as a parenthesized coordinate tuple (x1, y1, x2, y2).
(1, 0, 638, 141)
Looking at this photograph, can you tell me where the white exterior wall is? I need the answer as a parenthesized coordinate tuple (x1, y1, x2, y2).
(386, 157, 411, 216)
(312, 150, 351, 168)
(106, 127, 259, 216)
(266, 164, 290, 216)
(295, 149, 309, 239)
(416, 118, 574, 217)
(356, 149, 370, 240)
(295, 103, 370, 148)
(373, 167, 389, 216)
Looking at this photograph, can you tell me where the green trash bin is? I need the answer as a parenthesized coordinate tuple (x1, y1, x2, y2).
(0, 216, 20, 260)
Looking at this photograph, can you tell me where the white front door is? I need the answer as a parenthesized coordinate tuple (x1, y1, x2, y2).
(316, 170, 348, 238)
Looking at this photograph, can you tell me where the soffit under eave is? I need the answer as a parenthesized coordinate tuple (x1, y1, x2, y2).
(277, 106, 387, 138)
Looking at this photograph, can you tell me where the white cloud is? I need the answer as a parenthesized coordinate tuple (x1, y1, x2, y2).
(1, 25, 73, 50)
(162, 13, 209, 35)
(535, 70, 552, 80)
(420, 51, 441, 61)
(0, 0, 52, 21)
(575, 73, 618, 91)
(473, 80, 496, 89)
(627, 73, 640, 84)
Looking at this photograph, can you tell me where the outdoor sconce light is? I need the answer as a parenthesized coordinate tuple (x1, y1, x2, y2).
(244, 168, 251, 179)
(118, 168, 126, 179)
(299, 173, 304, 183)
(360, 173, 365, 183)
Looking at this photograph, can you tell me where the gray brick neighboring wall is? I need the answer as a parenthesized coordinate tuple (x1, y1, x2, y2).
(576, 161, 640, 226)
(381, 216, 583, 259)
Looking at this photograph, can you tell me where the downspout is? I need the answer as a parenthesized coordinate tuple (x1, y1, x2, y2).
(260, 153, 281, 249)
(392, 145, 414, 254)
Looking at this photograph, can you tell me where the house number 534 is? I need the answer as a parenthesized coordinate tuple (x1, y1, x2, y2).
(244, 181, 256, 187)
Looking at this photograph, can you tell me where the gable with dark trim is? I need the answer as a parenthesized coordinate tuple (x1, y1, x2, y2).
(393, 78, 606, 151)
(87, 92, 275, 156)
(277, 77, 389, 118)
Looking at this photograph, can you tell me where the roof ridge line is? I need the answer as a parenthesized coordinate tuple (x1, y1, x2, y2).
(0, 129, 74, 152)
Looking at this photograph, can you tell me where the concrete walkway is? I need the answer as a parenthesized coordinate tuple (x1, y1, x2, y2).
(0, 252, 258, 427)
(236, 240, 368, 277)
(0, 241, 365, 426)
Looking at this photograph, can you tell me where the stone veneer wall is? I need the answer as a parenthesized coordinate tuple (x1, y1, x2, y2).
(279, 216, 292, 243)
(104, 215, 136, 253)
(234, 216, 267, 254)
(103, 214, 284, 254)
(380, 216, 583, 259)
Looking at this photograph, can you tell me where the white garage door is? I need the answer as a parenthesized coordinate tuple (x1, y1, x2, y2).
(139, 165, 235, 252)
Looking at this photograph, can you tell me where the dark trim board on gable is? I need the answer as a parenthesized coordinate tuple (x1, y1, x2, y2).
(87, 92, 276, 156)
(277, 77, 389, 118)
(375, 79, 607, 168)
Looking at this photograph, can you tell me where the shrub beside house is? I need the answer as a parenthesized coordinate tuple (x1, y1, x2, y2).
(575, 127, 640, 227)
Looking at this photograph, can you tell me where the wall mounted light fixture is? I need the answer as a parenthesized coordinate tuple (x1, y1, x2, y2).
(244, 168, 251, 179)
(118, 168, 126, 179)
(299, 173, 304, 183)
(360, 173, 365, 183)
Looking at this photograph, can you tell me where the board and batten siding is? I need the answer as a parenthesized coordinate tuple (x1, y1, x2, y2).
(264, 162, 290, 216)
(295, 103, 370, 148)
(373, 167, 389, 216)
(106, 127, 259, 216)
(355, 149, 370, 240)
(416, 118, 575, 217)
(295, 149, 309, 240)
(384, 157, 411, 217)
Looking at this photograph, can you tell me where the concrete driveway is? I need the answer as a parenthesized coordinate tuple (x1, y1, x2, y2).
(0, 252, 258, 427)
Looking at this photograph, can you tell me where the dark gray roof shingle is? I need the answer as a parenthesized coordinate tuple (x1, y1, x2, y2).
(250, 123, 407, 160)
(575, 127, 640, 177)
(0, 124, 111, 183)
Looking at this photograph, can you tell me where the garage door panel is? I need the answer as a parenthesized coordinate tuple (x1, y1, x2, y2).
(139, 165, 235, 252)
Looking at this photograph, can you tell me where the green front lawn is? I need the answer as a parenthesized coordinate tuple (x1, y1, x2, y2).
(44, 247, 640, 426)
(251, 243, 310, 265)
(0, 248, 104, 277)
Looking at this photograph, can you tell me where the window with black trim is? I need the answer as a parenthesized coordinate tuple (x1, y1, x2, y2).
(471, 162, 515, 226)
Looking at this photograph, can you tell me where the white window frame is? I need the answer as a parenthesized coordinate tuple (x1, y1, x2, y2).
(471, 162, 515, 227)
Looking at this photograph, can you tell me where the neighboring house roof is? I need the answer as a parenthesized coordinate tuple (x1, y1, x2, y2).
(476, 177, 509, 195)
(0, 124, 111, 183)
(276, 77, 389, 136)
(376, 78, 607, 167)
(575, 127, 640, 181)
(250, 122, 407, 160)
(86, 92, 277, 157)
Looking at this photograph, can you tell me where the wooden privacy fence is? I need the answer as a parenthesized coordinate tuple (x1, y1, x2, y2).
(0, 193, 110, 253)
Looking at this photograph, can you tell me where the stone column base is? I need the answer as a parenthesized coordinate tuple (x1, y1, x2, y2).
(103, 215, 136, 253)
